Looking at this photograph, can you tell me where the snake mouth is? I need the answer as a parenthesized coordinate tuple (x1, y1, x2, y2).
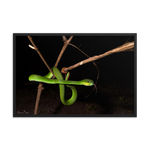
(93, 84, 97, 93)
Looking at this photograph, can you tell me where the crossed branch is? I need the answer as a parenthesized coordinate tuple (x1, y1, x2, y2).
(27, 35, 134, 114)
(27, 36, 73, 114)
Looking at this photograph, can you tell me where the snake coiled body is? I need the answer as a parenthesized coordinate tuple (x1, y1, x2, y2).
(29, 66, 94, 105)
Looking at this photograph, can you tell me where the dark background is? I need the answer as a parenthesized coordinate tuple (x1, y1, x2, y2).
(14, 34, 135, 116)
(15, 35, 134, 86)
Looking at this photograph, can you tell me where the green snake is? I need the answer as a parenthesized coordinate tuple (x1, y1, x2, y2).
(28, 66, 94, 105)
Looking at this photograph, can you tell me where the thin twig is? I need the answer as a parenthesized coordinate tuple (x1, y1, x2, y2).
(64, 41, 134, 72)
(28, 36, 55, 115)
(34, 83, 44, 114)
(54, 36, 73, 67)
(27, 36, 54, 77)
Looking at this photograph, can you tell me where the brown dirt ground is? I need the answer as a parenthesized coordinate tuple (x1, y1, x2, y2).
(15, 81, 134, 115)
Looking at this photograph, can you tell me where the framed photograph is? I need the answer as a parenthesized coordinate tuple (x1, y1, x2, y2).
(13, 33, 136, 117)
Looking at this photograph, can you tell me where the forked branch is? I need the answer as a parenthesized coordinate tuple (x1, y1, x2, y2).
(27, 35, 73, 114)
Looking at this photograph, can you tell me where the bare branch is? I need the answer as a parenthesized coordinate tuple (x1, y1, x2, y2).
(62, 36, 67, 42)
(64, 41, 134, 72)
(54, 36, 73, 67)
(27, 36, 54, 77)
(27, 36, 55, 115)
(27, 36, 38, 49)
(34, 83, 44, 114)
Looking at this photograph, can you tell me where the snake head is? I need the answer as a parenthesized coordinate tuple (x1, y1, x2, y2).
(81, 79, 94, 86)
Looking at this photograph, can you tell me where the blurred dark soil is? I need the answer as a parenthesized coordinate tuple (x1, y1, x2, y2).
(15, 81, 134, 115)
